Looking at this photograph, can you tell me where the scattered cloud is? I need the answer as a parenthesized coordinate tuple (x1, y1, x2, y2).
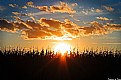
(26, 1, 76, 14)
(12, 12, 29, 16)
(103, 6, 114, 11)
(80, 8, 103, 15)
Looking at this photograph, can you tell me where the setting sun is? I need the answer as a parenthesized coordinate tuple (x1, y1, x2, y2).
(0, 0, 121, 80)
(54, 43, 71, 55)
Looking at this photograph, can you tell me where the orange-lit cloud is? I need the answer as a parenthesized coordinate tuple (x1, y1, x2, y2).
(82, 21, 108, 35)
(0, 18, 121, 39)
(49, 1, 76, 13)
(95, 9, 102, 13)
(36, 6, 49, 12)
(27, 1, 76, 14)
(81, 21, 121, 35)
(22, 29, 52, 39)
(40, 18, 62, 29)
(26, 1, 34, 7)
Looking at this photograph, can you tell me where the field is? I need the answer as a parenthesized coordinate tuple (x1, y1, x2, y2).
(0, 49, 121, 80)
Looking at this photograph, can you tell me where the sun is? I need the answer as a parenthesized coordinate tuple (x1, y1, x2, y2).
(54, 43, 71, 55)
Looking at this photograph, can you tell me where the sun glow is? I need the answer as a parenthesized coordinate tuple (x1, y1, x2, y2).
(54, 43, 71, 55)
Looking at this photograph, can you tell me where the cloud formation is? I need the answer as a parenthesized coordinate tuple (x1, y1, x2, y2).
(27, 1, 76, 14)
(0, 18, 121, 39)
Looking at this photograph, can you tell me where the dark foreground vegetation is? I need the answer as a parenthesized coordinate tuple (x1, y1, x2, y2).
(0, 49, 121, 80)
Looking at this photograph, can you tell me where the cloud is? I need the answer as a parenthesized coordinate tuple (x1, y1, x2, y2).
(79, 21, 104, 35)
(26, 1, 34, 7)
(0, 6, 5, 10)
(40, 18, 62, 29)
(71, 3, 78, 7)
(22, 29, 52, 39)
(27, 1, 76, 14)
(36, 6, 49, 12)
(0, 18, 121, 39)
(12, 12, 36, 21)
(22, 6, 27, 9)
(106, 23, 121, 31)
(8, 4, 18, 8)
(79, 21, 121, 35)
(49, 1, 76, 13)
(81, 10, 88, 15)
(103, 6, 114, 11)
(96, 17, 109, 21)
(80, 8, 103, 15)
(12, 12, 29, 16)
(0, 18, 16, 32)
(95, 9, 102, 13)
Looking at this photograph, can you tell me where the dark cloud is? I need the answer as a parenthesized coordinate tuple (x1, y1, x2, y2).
(0, 19, 15, 32)
(40, 18, 62, 29)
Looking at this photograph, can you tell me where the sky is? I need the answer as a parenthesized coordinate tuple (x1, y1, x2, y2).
(0, 0, 121, 51)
